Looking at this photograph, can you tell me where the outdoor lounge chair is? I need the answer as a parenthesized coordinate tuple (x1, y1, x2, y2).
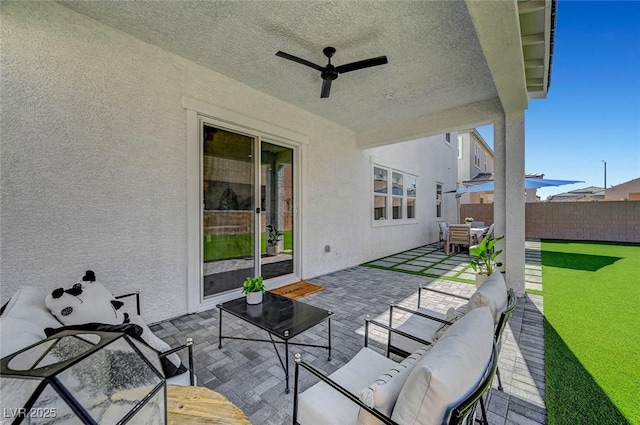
(292, 307, 498, 425)
(387, 272, 517, 392)
(438, 222, 449, 249)
(482, 224, 495, 243)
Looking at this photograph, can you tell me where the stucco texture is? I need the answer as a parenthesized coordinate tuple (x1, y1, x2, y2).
(1, 3, 458, 321)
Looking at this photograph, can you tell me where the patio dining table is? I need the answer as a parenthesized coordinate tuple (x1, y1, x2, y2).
(470, 226, 488, 243)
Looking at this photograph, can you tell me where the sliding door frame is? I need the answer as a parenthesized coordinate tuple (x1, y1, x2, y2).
(184, 97, 306, 314)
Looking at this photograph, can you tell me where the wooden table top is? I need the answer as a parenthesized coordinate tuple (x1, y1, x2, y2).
(167, 384, 251, 424)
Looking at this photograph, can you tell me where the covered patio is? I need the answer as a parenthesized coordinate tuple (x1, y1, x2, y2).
(150, 240, 545, 424)
(2, 0, 556, 320)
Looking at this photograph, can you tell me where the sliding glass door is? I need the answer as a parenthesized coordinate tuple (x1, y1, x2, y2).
(201, 123, 296, 298)
(260, 141, 294, 279)
(202, 125, 256, 297)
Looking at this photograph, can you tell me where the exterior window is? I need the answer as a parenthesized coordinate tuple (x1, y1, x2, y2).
(407, 175, 416, 219)
(445, 133, 451, 145)
(373, 167, 388, 220)
(436, 183, 443, 218)
(474, 144, 481, 168)
(457, 136, 463, 159)
(373, 165, 417, 223)
(392, 172, 403, 219)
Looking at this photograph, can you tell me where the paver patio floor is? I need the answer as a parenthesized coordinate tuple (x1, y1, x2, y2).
(150, 240, 545, 425)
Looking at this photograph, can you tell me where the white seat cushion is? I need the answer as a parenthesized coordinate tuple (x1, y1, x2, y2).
(391, 307, 494, 425)
(297, 347, 397, 425)
(389, 307, 444, 354)
(357, 347, 431, 425)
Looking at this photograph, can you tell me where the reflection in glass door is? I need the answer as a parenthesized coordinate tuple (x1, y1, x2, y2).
(202, 125, 255, 297)
(260, 142, 294, 279)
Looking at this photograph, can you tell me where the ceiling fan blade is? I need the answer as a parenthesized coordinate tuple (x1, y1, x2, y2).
(276, 51, 324, 72)
(335, 56, 388, 74)
(320, 79, 332, 98)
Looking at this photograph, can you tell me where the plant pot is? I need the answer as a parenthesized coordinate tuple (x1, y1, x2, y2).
(266, 245, 278, 256)
(246, 291, 263, 305)
(475, 273, 489, 288)
(247, 303, 263, 318)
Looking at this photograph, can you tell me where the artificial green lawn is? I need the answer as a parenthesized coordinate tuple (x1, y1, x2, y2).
(542, 240, 640, 425)
(203, 230, 293, 261)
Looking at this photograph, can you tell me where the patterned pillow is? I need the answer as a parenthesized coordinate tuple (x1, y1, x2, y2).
(357, 347, 431, 425)
(432, 307, 463, 341)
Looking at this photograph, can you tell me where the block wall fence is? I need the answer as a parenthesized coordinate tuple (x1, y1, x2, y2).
(460, 201, 640, 243)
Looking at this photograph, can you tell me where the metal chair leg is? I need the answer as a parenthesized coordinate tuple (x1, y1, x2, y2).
(477, 395, 489, 425)
(496, 365, 503, 391)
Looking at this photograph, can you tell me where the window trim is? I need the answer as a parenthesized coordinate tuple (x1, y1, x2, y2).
(372, 164, 418, 227)
(436, 182, 443, 219)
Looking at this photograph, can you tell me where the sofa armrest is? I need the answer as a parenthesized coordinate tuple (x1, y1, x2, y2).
(417, 286, 469, 308)
(159, 337, 195, 386)
(292, 353, 401, 425)
(364, 315, 433, 358)
(390, 304, 454, 326)
(114, 291, 141, 315)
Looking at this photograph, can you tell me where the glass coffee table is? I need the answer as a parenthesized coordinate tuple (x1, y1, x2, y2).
(217, 291, 333, 393)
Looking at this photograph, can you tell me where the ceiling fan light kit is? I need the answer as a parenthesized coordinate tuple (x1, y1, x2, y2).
(276, 47, 388, 98)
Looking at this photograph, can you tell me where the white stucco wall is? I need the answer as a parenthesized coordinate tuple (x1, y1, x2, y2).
(1, 3, 458, 322)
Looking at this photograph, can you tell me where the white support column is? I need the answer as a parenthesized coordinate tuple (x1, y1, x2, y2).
(493, 114, 506, 253)
(504, 111, 526, 295)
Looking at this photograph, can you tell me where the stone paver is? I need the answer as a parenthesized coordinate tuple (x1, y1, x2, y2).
(150, 239, 546, 425)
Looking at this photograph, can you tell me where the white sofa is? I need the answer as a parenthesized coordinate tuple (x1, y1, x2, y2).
(388, 271, 513, 357)
(293, 306, 497, 425)
(0, 286, 195, 386)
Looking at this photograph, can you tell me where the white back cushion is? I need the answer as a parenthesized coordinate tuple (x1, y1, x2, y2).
(0, 317, 45, 357)
(2, 287, 61, 329)
(468, 272, 507, 323)
(357, 347, 431, 425)
(391, 307, 494, 425)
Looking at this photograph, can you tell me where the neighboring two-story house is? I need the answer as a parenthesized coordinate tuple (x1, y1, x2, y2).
(457, 129, 495, 204)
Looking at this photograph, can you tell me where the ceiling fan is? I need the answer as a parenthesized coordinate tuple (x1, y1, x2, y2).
(275, 47, 388, 98)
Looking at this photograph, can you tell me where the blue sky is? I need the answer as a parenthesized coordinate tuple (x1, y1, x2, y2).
(477, 0, 640, 200)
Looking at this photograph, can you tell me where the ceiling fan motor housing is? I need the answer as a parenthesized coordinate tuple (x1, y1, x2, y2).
(275, 46, 387, 98)
(322, 65, 339, 81)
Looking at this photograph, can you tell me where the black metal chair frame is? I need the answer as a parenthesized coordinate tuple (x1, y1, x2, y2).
(292, 316, 498, 425)
(393, 285, 518, 391)
(115, 292, 195, 386)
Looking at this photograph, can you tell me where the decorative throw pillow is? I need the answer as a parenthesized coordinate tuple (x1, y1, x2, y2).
(45, 271, 128, 326)
(357, 346, 431, 425)
(128, 315, 186, 377)
(432, 307, 462, 341)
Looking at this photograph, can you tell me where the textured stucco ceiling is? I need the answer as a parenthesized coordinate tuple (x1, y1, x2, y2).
(59, 1, 500, 133)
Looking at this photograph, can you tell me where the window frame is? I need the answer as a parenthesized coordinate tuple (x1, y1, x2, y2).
(372, 164, 418, 226)
(436, 182, 443, 219)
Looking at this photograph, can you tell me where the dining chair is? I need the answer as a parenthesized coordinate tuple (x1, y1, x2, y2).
(445, 224, 473, 254)
(438, 222, 449, 249)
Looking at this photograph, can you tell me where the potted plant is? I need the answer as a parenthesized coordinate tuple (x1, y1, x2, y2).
(464, 217, 474, 224)
(266, 225, 284, 256)
(242, 276, 265, 304)
(469, 236, 503, 287)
